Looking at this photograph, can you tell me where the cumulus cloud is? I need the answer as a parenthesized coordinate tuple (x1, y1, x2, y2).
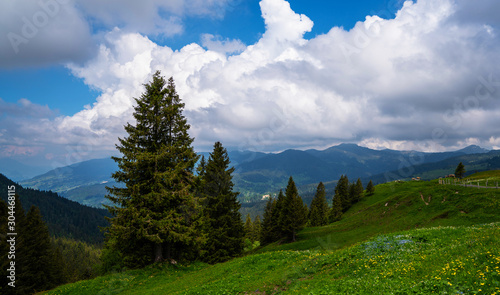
(201, 34, 246, 54)
(0, 0, 237, 68)
(3, 0, 500, 161)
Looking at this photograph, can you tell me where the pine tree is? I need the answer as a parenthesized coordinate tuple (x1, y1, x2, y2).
(244, 214, 253, 240)
(252, 216, 262, 242)
(202, 141, 244, 264)
(335, 175, 350, 212)
(260, 197, 276, 244)
(455, 162, 466, 179)
(309, 182, 329, 227)
(280, 177, 307, 242)
(105, 72, 200, 266)
(329, 194, 343, 223)
(271, 190, 285, 240)
(17, 206, 64, 294)
(366, 180, 375, 196)
(349, 178, 364, 205)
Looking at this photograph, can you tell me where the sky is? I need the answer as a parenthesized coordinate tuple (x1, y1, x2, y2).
(1, 0, 500, 170)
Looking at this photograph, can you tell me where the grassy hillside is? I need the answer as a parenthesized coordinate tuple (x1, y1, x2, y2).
(44, 173, 500, 294)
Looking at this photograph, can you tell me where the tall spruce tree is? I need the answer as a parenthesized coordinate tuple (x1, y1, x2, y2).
(329, 194, 343, 223)
(335, 175, 350, 213)
(260, 196, 276, 244)
(309, 182, 329, 226)
(244, 214, 253, 240)
(202, 141, 244, 264)
(271, 190, 285, 240)
(105, 72, 200, 266)
(252, 216, 262, 242)
(17, 206, 64, 293)
(354, 178, 364, 202)
(348, 178, 364, 206)
(366, 180, 375, 196)
(455, 162, 466, 179)
(280, 177, 307, 242)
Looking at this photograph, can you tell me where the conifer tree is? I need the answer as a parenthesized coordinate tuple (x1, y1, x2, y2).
(455, 162, 466, 179)
(366, 180, 375, 196)
(335, 175, 350, 212)
(244, 213, 253, 240)
(105, 72, 200, 266)
(260, 197, 276, 244)
(354, 178, 364, 201)
(19, 206, 64, 293)
(271, 190, 285, 240)
(329, 194, 343, 223)
(252, 216, 262, 242)
(280, 177, 307, 242)
(348, 178, 364, 206)
(309, 182, 329, 226)
(202, 141, 244, 264)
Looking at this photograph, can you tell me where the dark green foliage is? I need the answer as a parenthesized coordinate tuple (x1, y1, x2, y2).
(0, 173, 109, 244)
(280, 177, 307, 242)
(244, 214, 253, 240)
(260, 197, 276, 245)
(335, 175, 350, 213)
(19, 206, 64, 293)
(244, 213, 262, 243)
(455, 162, 466, 179)
(252, 215, 262, 242)
(350, 178, 364, 205)
(105, 72, 201, 267)
(308, 182, 329, 227)
(272, 190, 285, 239)
(201, 141, 244, 264)
(52, 237, 102, 282)
(6, 201, 66, 295)
(329, 193, 343, 223)
(366, 180, 375, 195)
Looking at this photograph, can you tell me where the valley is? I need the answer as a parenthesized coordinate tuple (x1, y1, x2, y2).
(43, 172, 500, 294)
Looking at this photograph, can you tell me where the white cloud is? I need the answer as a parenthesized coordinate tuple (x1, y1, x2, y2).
(3, 0, 500, 160)
(201, 34, 246, 54)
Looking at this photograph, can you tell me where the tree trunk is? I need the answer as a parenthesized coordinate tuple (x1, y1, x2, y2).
(154, 243, 163, 263)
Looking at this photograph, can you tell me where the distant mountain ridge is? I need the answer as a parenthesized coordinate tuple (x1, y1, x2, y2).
(18, 144, 494, 206)
(0, 158, 50, 181)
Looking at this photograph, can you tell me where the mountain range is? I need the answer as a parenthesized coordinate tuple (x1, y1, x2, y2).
(14, 144, 499, 208)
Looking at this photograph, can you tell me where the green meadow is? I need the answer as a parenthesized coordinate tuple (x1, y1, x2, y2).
(44, 171, 500, 294)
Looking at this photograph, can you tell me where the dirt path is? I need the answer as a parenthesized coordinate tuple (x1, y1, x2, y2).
(420, 193, 430, 205)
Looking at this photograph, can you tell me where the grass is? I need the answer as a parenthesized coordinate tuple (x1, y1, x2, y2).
(43, 173, 500, 294)
(458, 170, 500, 188)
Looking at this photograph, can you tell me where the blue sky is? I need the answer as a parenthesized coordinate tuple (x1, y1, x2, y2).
(1, 0, 500, 174)
(1, 0, 400, 116)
